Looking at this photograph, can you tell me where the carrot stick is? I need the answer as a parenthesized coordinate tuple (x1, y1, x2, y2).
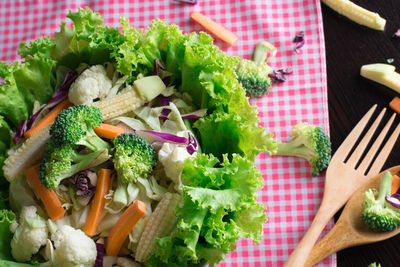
(24, 99, 72, 139)
(25, 165, 65, 221)
(191, 12, 238, 46)
(105, 200, 146, 256)
(391, 175, 400, 195)
(389, 97, 400, 115)
(83, 169, 111, 236)
(94, 123, 125, 140)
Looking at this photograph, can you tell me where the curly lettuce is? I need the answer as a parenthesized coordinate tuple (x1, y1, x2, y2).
(148, 154, 267, 266)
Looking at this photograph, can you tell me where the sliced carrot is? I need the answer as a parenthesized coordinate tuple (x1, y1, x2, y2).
(389, 97, 400, 115)
(24, 99, 72, 139)
(83, 169, 111, 236)
(105, 200, 146, 256)
(391, 174, 400, 195)
(94, 123, 125, 140)
(25, 165, 65, 221)
(191, 12, 238, 46)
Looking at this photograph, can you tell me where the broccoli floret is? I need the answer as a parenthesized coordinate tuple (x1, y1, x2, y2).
(39, 140, 108, 188)
(274, 122, 331, 176)
(111, 133, 156, 206)
(367, 263, 381, 267)
(112, 133, 156, 183)
(361, 172, 400, 232)
(236, 41, 273, 97)
(49, 104, 108, 150)
(39, 105, 110, 188)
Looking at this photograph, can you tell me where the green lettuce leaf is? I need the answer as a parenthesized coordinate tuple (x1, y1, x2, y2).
(194, 111, 277, 160)
(0, 209, 16, 260)
(0, 63, 29, 127)
(51, 7, 124, 69)
(13, 57, 56, 106)
(149, 154, 267, 266)
(0, 115, 11, 189)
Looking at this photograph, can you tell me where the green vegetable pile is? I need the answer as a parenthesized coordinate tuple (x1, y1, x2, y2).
(0, 7, 277, 266)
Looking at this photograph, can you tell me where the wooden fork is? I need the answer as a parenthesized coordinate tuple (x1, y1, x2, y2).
(305, 166, 400, 266)
(284, 105, 400, 267)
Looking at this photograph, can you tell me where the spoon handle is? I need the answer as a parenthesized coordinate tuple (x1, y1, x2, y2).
(305, 219, 353, 266)
(283, 204, 334, 267)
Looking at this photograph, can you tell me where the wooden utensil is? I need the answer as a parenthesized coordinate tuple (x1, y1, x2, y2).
(306, 166, 400, 266)
(284, 105, 400, 267)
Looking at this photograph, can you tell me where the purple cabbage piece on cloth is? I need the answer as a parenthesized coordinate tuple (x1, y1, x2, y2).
(174, 0, 197, 4)
(293, 31, 305, 53)
(268, 68, 293, 83)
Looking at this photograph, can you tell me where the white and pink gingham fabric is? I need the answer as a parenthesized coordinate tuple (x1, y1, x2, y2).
(0, 1, 332, 266)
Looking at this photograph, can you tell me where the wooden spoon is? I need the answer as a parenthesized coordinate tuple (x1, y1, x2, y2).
(305, 166, 400, 266)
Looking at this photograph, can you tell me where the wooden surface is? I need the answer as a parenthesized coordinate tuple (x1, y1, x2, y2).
(321, 0, 400, 266)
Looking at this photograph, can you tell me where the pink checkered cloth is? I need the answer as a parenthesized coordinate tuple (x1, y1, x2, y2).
(0, 0, 332, 266)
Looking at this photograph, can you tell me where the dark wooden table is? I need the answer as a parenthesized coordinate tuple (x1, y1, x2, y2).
(321, 0, 400, 266)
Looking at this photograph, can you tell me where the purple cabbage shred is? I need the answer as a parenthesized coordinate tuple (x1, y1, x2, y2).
(153, 59, 171, 86)
(159, 108, 207, 120)
(69, 169, 97, 203)
(95, 243, 104, 267)
(153, 58, 167, 76)
(174, 0, 197, 4)
(293, 31, 305, 53)
(268, 68, 293, 83)
(186, 133, 198, 155)
(386, 193, 400, 209)
(159, 96, 171, 106)
(13, 70, 78, 144)
(139, 130, 198, 154)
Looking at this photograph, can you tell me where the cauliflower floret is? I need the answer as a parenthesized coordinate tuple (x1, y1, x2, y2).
(10, 206, 48, 262)
(158, 138, 193, 184)
(68, 65, 112, 105)
(50, 225, 97, 267)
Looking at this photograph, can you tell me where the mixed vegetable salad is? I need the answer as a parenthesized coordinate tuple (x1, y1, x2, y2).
(0, 7, 280, 267)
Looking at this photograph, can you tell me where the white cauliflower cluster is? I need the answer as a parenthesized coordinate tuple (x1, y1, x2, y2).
(158, 133, 193, 185)
(68, 64, 112, 105)
(49, 225, 97, 267)
(10, 206, 48, 262)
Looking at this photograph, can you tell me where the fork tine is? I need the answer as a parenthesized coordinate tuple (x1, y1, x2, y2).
(366, 122, 400, 176)
(346, 107, 386, 168)
(332, 105, 378, 163)
(357, 113, 396, 173)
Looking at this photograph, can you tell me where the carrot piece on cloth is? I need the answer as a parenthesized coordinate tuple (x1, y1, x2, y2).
(25, 165, 65, 221)
(83, 169, 112, 236)
(105, 200, 146, 256)
(94, 123, 125, 140)
(191, 12, 238, 46)
(24, 99, 72, 139)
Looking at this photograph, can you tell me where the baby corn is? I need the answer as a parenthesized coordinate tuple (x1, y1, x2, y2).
(135, 192, 181, 262)
(3, 125, 50, 181)
(93, 87, 143, 121)
(322, 0, 386, 31)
